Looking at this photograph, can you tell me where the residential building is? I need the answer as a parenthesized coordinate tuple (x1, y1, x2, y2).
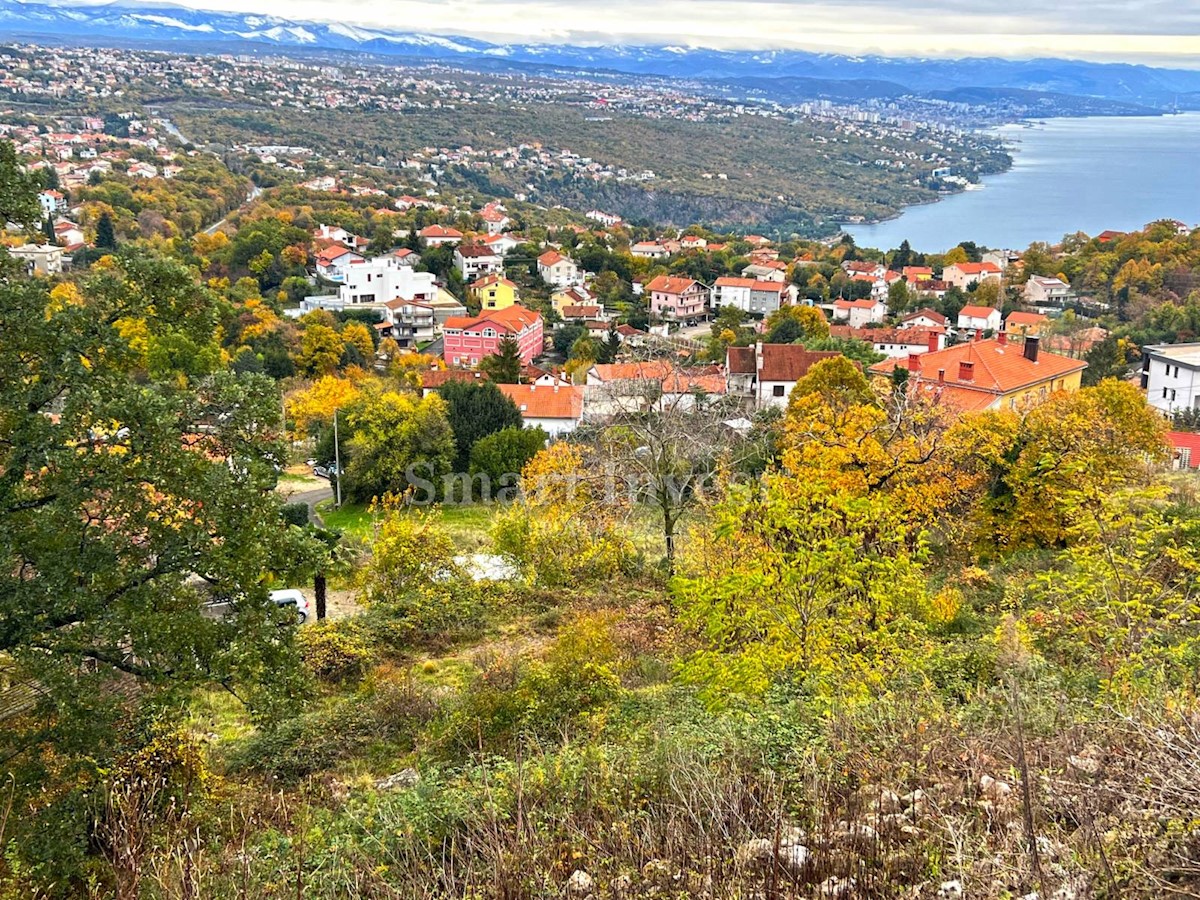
(552, 285, 595, 314)
(313, 224, 362, 250)
(1141, 344, 1200, 414)
(9, 243, 63, 275)
(389, 247, 420, 266)
(37, 189, 66, 217)
(338, 257, 437, 307)
(382, 300, 438, 346)
(443, 304, 544, 368)
(479, 207, 510, 234)
(645, 275, 709, 322)
(1004, 311, 1050, 337)
(1024, 275, 1072, 306)
(870, 335, 1087, 413)
(496, 384, 584, 436)
(471, 273, 519, 311)
(831, 297, 887, 328)
(314, 244, 363, 282)
(1168, 432, 1200, 471)
(956, 305, 1002, 335)
(901, 266, 934, 282)
(536, 249, 580, 287)
(942, 261, 1003, 290)
(454, 244, 503, 280)
(713, 277, 785, 315)
(725, 342, 842, 409)
(901, 308, 948, 330)
(481, 233, 522, 256)
(743, 261, 788, 282)
(631, 241, 669, 259)
(828, 325, 944, 359)
(418, 224, 463, 246)
(842, 260, 887, 280)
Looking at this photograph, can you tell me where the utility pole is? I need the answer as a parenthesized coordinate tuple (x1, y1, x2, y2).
(332, 408, 342, 508)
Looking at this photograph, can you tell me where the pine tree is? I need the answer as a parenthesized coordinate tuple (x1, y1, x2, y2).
(480, 334, 523, 384)
(95, 211, 117, 249)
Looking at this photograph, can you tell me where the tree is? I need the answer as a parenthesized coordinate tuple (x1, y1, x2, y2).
(0, 140, 40, 228)
(1081, 335, 1128, 385)
(341, 389, 456, 503)
(479, 334, 522, 384)
(469, 425, 548, 489)
(598, 324, 622, 365)
(438, 380, 523, 471)
(554, 323, 588, 356)
(297, 323, 345, 376)
(765, 304, 829, 344)
(0, 251, 321, 857)
(95, 210, 118, 249)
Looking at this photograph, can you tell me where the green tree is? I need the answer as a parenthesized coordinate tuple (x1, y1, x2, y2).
(0, 140, 39, 228)
(479, 334, 522, 384)
(95, 210, 117, 250)
(437, 379, 524, 472)
(469, 425, 548, 489)
(341, 389, 456, 503)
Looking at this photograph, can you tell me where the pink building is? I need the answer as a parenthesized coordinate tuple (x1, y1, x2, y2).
(442, 304, 544, 368)
(645, 274, 709, 321)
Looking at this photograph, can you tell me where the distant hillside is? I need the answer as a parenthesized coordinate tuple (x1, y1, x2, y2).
(4, 0, 1200, 110)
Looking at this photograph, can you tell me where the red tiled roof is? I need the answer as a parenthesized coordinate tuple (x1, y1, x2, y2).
(422, 369, 489, 389)
(759, 345, 842, 382)
(497, 384, 584, 420)
(589, 359, 675, 382)
(1005, 311, 1049, 327)
(561, 304, 602, 318)
(457, 243, 498, 258)
(471, 273, 517, 289)
(538, 249, 565, 266)
(948, 262, 1002, 275)
(727, 346, 756, 375)
(959, 305, 999, 319)
(901, 308, 947, 326)
(419, 225, 463, 239)
(870, 338, 1086, 396)
(645, 275, 701, 295)
(444, 304, 541, 334)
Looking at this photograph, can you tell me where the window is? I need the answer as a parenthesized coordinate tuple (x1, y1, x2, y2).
(772, 385, 785, 397)
(1164, 388, 1170, 399)
(1171, 389, 1177, 402)
(483, 328, 496, 338)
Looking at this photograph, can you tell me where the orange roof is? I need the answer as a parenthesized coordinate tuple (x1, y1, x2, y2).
(419, 225, 462, 238)
(870, 337, 1086, 397)
(589, 359, 675, 382)
(1005, 311, 1049, 327)
(497, 384, 584, 420)
(445, 304, 541, 334)
(315, 244, 356, 265)
(645, 275, 701, 295)
(538, 249, 565, 266)
(471, 273, 517, 290)
(901, 308, 947, 326)
(949, 262, 1002, 275)
(661, 372, 727, 395)
(715, 277, 784, 291)
(561, 304, 602, 317)
(958, 305, 999, 319)
(422, 369, 489, 389)
(834, 298, 880, 310)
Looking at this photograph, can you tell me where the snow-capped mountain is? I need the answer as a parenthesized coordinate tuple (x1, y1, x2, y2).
(2, 0, 1200, 109)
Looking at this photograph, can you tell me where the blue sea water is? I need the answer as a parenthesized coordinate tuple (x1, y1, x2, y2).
(846, 112, 1200, 253)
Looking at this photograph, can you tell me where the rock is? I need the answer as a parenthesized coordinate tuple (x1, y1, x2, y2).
(610, 874, 632, 896)
(565, 869, 593, 896)
(374, 768, 419, 791)
(938, 880, 964, 897)
(874, 788, 903, 813)
(818, 876, 856, 897)
(1067, 754, 1101, 776)
(779, 824, 807, 846)
(779, 844, 811, 873)
(980, 774, 1013, 801)
(735, 838, 775, 868)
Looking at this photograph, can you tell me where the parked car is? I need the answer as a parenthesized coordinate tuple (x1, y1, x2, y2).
(269, 589, 309, 624)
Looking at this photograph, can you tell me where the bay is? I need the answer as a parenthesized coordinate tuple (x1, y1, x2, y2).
(845, 113, 1200, 254)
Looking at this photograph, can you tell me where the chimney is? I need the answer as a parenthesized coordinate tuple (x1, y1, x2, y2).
(997, 331, 1008, 347)
(755, 341, 764, 372)
(927, 330, 940, 353)
(972, 330, 981, 343)
(1023, 335, 1040, 363)
(937, 368, 945, 384)
(907, 353, 921, 373)
(959, 360, 975, 382)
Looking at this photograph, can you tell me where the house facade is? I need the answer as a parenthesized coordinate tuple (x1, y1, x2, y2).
(1024, 276, 1072, 306)
(942, 262, 1003, 290)
(496, 384, 584, 437)
(956, 305, 1002, 335)
(338, 258, 437, 306)
(832, 297, 887, 328)
(1142, 344, 1200, 415)
(455, 244, 503, 280)
(713, 277, 785, 315)
(536, 249, 580, 288)
(471, 274, 520, 311)
(646, 275, 709, 322)
(419, 225, 463, 246)
(443, 304, 544, 368)
(725, 343, 842, 409)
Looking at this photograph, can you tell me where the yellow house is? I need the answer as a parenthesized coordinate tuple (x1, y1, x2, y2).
(869, 334, 1086, 413)
(552, 286, 593, 315)
(470, 274, 519, 311)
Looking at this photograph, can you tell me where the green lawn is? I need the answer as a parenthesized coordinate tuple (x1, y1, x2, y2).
(315, 499, 501, 549)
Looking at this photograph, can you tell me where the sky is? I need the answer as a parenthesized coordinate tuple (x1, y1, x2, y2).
(163, 0, 1200, 65)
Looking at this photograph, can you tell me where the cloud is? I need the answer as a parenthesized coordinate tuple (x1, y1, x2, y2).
(172, 0, 1200, 62)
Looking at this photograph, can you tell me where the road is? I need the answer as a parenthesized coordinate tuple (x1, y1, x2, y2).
(278, 479, 333, 525)
(204, 185, 263, 235)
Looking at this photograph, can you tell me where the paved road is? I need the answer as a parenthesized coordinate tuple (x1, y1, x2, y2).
(280, 482, 333, 525)
(204, 185, 263, 235)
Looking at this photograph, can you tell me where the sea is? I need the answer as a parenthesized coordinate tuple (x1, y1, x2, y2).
(845, 112, 1200, 254)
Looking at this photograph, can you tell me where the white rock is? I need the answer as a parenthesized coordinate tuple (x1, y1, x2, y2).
(565, 869, 593, 896)
(374, 768, 419, 791)
(779, 844, 810, 873)
(938, 879, 964, 897)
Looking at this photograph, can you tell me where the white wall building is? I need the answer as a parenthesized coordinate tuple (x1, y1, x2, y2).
(338, 257, 438, 307)
(1142, 344, 1200, 415)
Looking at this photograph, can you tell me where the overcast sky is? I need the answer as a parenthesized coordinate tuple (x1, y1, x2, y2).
(173, 0, 1200, 65)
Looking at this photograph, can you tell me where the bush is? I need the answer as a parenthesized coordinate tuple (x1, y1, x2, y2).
(281, 501, 310, 527)
(297, 620, 375, 683)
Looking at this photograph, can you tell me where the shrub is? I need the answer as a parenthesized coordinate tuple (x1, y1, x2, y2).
(281, 501, 310, 527)
(297, 620, 375, 683)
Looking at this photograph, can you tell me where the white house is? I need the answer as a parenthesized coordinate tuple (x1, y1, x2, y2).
(631, 241, 669, 259)
(725, 343, 843, 410)
(900, 308, 949, 330)
(313, 224, 363, 250)
(956, 305, 1002, 335)
(314, 244, 363, 282)
(1142, 344, 1200, 415)
(37, 189, 66, 217)
(9, 243, 63, 275)
(1024, 275, 1072, 306)
(828, 325, 944, 359)
(339, 257, 438, 307)
(496, 384, 585, 437)
(831, 297, 887, 328)
(454, 244, 503, 280)
(536, 249, 580, 288)
(419, 225, 463, 247)
(713, 277, 785, 315)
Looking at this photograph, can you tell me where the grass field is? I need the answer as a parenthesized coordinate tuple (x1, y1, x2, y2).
(316, 499, 501, 550)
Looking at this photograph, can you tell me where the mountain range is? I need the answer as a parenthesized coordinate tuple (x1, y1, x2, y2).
(4, 0, 1200, 110)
